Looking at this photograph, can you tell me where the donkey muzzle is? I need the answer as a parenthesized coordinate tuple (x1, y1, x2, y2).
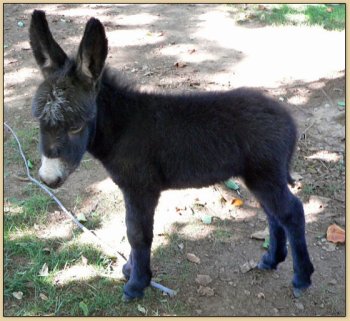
(38, 156, 67, 188)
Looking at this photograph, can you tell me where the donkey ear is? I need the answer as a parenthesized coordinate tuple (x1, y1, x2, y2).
(76, 18, 108, 82)
(29, 10, 68, 78)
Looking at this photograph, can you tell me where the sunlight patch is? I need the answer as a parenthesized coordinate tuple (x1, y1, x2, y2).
(108, 29, 163, 48)
(117, 13, 159, 26)
(39, 221, 73, 240)
(287, 95, 309, 105)
(304, 195, 328, 223)
(159, 44, 216, 63)
(306, 150, 341, 162)
(53, 264, 98, 286)
(90, 177, 117, 194)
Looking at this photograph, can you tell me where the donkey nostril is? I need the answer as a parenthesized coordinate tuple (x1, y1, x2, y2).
(38, 172, 63, 189)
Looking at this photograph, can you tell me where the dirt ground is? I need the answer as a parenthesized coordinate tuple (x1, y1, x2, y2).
(4, 4, 345, 316)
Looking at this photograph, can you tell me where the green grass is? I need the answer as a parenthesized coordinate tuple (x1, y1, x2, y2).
(4, 196, 191, 316)
(4, 227, 187, 316)
(305, 4, 345, 31)
(5, 192, 54, 230)
(243, 4, 345, 31)
(5, 125, 40, 168)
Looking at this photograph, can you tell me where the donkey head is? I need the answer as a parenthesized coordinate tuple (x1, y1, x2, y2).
(29, 10, 108, 188)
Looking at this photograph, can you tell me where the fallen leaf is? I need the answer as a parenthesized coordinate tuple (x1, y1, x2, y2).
(326, 7, 333, 13)
(201, 214, 212, 224)
(197, 286, 214, 296)
(39, 293, 48, 301)
(251, 227, 269, 240)
(188, 48, 196, 54)
(82, 256, 88, 266)
(76, 213, 87, 222)
(187, 253, 201, 264)
(224, 179, 240, 191)
(12, 291, 23, 300)
(27, 160, 34, 169)
(231, 198, 244, 207)
(178, 243, 184, 251)
(79, 301, 89, 316)
(137, 304, 147, 314)
(263, 237, 270, 249)
(258, 4, 267, 10)
(326, 224, 345, 244)
(195, 274, 212, 286)
(39, 263, 49, 277)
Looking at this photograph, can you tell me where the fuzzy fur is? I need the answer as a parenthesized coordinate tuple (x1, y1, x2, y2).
(30, 10, 314, 300)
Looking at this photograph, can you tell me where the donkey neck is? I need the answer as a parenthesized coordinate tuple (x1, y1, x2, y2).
(87, 69, 141, 162)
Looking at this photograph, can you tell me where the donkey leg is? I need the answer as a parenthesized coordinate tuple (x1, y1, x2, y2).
(121, 189, 160, 300)
(122, 253, 132, 280)
(279, 192, 314, 295)
(248, 179, 314, 294)
(257, 209, 287, 270)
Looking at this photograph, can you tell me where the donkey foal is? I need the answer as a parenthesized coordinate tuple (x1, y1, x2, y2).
(29, 10, 314, 300)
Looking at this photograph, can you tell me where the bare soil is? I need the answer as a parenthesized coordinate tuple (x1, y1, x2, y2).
(4, 4, 345, 316)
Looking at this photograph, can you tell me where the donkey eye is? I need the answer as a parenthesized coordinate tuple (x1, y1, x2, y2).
(69, 125, 84, 135)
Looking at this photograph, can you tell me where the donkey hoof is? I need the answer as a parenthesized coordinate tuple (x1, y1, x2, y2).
(257, 258, 277, 270)
(122, 293, 136, 302)
(122, 291, 144, 302)
(257, 261, 272, 270)
(293, 287, 307, 298)
(123, 283, 145, 302)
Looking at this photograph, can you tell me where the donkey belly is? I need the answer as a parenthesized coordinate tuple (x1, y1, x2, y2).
(158, 135, 243, 190)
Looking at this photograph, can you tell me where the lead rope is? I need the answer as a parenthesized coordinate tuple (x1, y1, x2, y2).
(4, 122, 176, 297)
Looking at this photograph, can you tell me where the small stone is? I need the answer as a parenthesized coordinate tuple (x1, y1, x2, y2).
(328, 279, 337, 285)
(187, 253, 200, 264)
(244, 290, 250, 296)
(240, 260, 257, 273)
(195, 274, 212, 286)
(39, 293, 48, 301)
(197, 286, 214, 297)
(251, 227, 269, 240)
(12, 291, 23, 300)
(177, 243, 184, 251)
(295, 302, 304, 310)
(257, 292, 265, 299)
(322, 242, 337, 252)
(273, 308, 279, 314)
(195, 309, 202, 315)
